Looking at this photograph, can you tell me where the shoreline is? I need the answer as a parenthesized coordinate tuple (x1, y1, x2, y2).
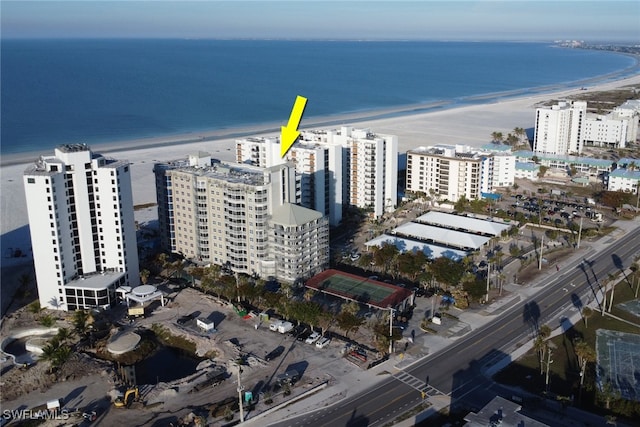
(2, 52, 639, 166)
(1, 72, 639, 253)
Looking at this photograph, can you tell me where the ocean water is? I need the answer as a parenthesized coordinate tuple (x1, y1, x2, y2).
(1, 39, 637, 155)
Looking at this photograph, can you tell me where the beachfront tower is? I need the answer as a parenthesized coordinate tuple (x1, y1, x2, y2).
(23, 144, 140, 311)
(236, 126, 397, 221)
(153, 158, 329, 283)
(533, 101, 586, 155)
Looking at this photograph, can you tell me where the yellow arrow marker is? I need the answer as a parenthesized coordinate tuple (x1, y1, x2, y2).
(281, 95, 308, 158)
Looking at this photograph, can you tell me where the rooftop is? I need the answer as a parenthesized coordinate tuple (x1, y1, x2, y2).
(270, 203, 324, 226)
(364, 234, 466, 261)
(415, 211, 511, 237)
(392, 222, 490, 251)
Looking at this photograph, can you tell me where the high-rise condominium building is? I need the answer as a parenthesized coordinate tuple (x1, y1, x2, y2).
(533, 101, 586, 155)
(236, 137, 343, 225)
(406, 145, 515, 201)
(154, 156, 329, 282)
(236, 126, 397, 221)
(534, 100, 639, 154)
(23, 144, 139, 311)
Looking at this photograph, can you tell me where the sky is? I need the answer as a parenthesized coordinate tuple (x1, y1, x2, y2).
(2, 1, 639, 42)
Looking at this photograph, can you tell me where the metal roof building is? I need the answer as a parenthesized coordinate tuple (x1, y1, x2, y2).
(392, 222, 490, 251)
(414, 211, 511, 237)
(364, 235, 467, 261)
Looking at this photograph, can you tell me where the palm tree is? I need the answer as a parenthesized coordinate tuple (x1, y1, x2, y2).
(574, 339, 596, 402)
(139, 269, 150, 285)
(513, 127, 527, 146)
(491, 131, 504, 144)
(56, 327, 72, 343)
(534, 324, 551, 375)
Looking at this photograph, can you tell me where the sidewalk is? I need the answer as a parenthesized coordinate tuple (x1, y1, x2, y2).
(246, 218, 640, 426)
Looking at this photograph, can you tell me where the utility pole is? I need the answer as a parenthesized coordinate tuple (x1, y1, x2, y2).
(485, 261, 491, 303)
(538, 233, 544, 270)
(388, 307, 395, 354)
(576, 216, 583, 249)
(236, 362, 244, 423)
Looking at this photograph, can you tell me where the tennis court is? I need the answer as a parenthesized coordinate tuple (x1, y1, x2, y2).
(305, 269, 412, 309)
(595, 329, 640, 402)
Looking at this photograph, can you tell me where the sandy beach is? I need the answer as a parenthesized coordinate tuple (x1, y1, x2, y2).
(2, 73, 640, 256)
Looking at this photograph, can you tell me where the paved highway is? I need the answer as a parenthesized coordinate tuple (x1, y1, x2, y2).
(269, 225, 640, 427)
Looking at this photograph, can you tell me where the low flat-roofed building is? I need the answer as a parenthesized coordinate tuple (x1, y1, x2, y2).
(608, 168, 640, 194)
(414, 211, 511, 237)
(392, 222, 490, 252)
(464, 396, 548, 427)
(364, 235, 466, 261)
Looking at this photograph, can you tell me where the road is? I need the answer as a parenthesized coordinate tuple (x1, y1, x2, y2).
(268, 225, 640, 427)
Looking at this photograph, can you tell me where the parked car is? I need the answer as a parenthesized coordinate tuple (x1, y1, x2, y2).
(305, 331, 321, 344)
(269, 320, 284, 331)
(315, 336, 331, 348)
(265, 346, 285, 361)
(297, 330, 312, 342)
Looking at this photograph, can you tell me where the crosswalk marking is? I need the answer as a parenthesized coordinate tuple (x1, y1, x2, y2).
(392, 371, 444, 397)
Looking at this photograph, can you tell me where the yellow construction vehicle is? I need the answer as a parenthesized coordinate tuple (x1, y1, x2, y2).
(114, 387, 139, 408)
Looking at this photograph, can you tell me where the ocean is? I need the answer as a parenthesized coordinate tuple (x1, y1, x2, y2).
(1, 39, 637, 155)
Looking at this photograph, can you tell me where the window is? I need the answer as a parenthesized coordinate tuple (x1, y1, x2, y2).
(27, 178, 35, 184)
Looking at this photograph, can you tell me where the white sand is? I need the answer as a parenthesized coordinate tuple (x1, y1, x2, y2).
(2, 74, 640, 254)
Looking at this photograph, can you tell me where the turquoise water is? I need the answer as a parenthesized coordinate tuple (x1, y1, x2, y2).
(1, 39, 636, 154)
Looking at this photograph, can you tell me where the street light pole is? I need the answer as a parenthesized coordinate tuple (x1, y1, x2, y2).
(236, 362, 244, 423)
(577, 216, 583, 249)
(538, 233, 544, 270)
(388, 307, 395, 354)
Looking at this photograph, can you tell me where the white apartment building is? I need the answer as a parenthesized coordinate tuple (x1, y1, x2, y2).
(236, 126, 397, 221)
(236, 137, 343, 226)
(582, 114, 629, 149)
(154, 157, 329, 282)
(23, 144, 139, 311)
(608, 168, 640, 194)
(406, 145, 514, 202)
(534, 100, 639, 154)
(533, 101, 586, 155)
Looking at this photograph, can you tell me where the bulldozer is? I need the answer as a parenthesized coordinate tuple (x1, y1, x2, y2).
(114, 387, 139, 408)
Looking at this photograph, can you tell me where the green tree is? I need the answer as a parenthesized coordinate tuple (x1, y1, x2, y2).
(538, 165, 549, 178)
(139, 269, 150, 285)
(72, 310, 90, 336)
(336, 311, 365, 339)
(28, 301, 42, 317)
(397, 251, 427, 281)
(40, 314, 56, 327)
(357, 252, 374, 269)
(429, 257, 465, 290)
(341, 301, 360, 316)
(506, 133, 519, 146)
(509, 243, 522, 258)
(574, 339, 596, 402)
(462, 277, 486, 302)
(56, 327, 72, 343)
(534, 324, 552, 375)
(513, 127, 527, 146)
(372, 243, 399, 275)
(490, 131, 504, 144)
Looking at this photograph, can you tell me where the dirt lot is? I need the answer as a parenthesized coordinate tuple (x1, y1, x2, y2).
(0, 283, 367, 426)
